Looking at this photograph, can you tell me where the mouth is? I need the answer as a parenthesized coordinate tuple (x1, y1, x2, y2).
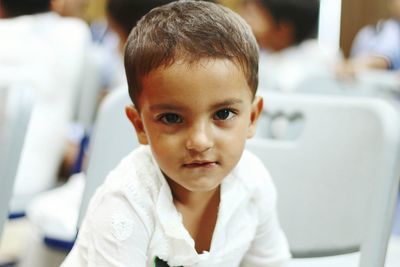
(183, 160, 218, 168)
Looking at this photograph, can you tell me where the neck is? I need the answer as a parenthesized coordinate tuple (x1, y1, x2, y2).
(165, 176, 221, 253)
(166, 177, 220, 210)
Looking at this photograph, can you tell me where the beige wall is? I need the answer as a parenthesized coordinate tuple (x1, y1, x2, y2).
(85, 0, 106, 22)
(340, 0, 390, 57)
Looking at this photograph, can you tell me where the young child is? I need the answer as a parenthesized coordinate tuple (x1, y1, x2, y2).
(61, 1, 290, 266)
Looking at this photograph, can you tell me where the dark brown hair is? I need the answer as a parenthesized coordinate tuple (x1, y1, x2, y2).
(106, 0, 174, 37)
(124, 0, 259, 108)
(0, 0, 50, 18)
(259, 0, 320, 44)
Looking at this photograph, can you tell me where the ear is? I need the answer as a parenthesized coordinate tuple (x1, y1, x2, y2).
(51, 0, 66, 15)
(277, 21, 295, 47)
(125, 105, 149, 145)
(247, 96, 263, 139)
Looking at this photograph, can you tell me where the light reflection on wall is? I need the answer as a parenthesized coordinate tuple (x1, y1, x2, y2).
(318, 0, 342, 51)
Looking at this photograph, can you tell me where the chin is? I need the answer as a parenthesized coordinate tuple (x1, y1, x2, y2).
(185, 181, 221, 192)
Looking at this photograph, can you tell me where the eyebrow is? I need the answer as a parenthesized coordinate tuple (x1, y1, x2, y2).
(149, 104, 186, 112)
(210, 98, 244, 110)
(149, 98, 244, 112)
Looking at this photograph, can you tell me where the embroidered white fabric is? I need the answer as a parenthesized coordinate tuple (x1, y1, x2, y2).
(111, 213, 134, 241)
(61, 145, 291, 267)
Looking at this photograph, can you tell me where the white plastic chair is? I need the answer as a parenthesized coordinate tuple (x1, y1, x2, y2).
(73, 49, 103, 130)
(25, 87, 138, 252)
(77, 87, 140, 226)
(0, 86, 34, 235)
(295, 73, 400, 101)
(246, 92, 400, 267)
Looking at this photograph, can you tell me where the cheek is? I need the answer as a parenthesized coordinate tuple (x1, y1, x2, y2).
(218, 130, 247, 168)
(149, 140, 179, 172)
(147, 129, 182, 156)
(215, 120, 250, 147)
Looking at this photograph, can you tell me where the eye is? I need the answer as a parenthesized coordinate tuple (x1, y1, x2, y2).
(159, 113, 183, 124)
(214, 109, 236, 120)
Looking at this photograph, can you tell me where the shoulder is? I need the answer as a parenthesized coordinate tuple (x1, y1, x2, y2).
(233, 149, 277, 202)
(40, 12, 92, 49)
(380, 19, 400, 32)
(101, 145, 157, 187)
(0, 15, 34, 37)
(236, 149, 267, 173)
(88, 146, 162, 231)
(69, 146, 164, 266)
(47, 12, 90, 33)
(370, 19, 400, 43)
(70, 186, 151, 267)
(84, 191, 150, 240)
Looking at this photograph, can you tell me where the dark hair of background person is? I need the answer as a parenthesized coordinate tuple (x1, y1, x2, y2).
(0, 0, 51, 18)
(259, 0, 320, 44)
(106, 0, 177, 37)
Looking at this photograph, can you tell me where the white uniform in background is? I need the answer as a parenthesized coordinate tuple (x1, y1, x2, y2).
(0, 12, 92, 212)
(350, 19, 400, 71)
(258, 39, 342, 92)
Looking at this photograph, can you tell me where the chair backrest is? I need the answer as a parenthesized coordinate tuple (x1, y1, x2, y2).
(73, 49, 102, 130)
(78, 87, 139, 226)
(295, 73, 400, 101)
(246, 92, 400, 267)
(0, 86, 34, 235)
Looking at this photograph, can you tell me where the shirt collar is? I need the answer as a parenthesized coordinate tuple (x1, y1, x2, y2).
(145, 145, 250, 256)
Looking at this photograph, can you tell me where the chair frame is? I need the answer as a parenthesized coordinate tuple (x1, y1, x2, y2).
(247, 92, 400, 267)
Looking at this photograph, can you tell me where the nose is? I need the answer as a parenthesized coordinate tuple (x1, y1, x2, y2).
(185, 122, 213, 153)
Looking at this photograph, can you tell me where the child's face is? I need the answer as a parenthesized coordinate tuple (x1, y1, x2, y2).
(126, 59, 263, 193)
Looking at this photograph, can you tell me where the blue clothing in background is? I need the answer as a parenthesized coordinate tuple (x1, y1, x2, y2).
(351, 19, 400, 70)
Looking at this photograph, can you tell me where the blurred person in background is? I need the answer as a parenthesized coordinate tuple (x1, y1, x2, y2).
(51, 0, 89, 19)
(50, 0, 122, 111)
(344, 0, 400, 72)
(97, 0, 179, 93)
(238, 0, 342, 92)
(0, 0, 92, 214)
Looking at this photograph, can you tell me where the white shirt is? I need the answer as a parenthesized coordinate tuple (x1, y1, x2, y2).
(62, 145, 290, 267)
(258, 39, 341, 92)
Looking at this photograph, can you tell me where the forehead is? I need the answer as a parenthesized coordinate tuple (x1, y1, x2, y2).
(137, 58, 253, 108)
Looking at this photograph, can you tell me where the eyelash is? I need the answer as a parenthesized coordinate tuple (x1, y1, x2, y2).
(158, 113, 183, 124)
(157, 108, 238, 125)
(213, 108, 237, 121)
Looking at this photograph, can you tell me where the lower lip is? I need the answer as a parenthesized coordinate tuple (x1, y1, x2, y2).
(183, 162, 218, 168)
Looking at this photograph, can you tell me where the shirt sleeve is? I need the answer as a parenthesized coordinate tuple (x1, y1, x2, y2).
(61, 191, 151, 267)
(240, 155, 291, 267)
(356, 20, 400, 70)
(370, 21, 400, 70)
